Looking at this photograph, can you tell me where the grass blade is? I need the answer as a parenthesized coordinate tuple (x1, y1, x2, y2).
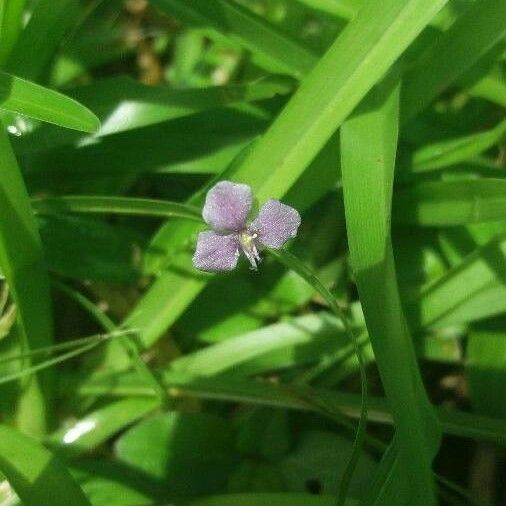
(32, 196, 202, 221)
(0, 125, 52, 436)
(0, 424, 90, 505)
(410, 118, 506, 173)
(0, 70, 100, 132)
(341, 79, 440, 504)
(394, 179, 506, 226)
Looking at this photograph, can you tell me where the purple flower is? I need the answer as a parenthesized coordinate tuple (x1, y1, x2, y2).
(192, 181, 301, 272)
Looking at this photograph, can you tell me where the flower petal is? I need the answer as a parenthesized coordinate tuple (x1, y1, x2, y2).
(202, 181, 253, 232)
(192, 231, 240, 272)
(251, 199, 301, 249)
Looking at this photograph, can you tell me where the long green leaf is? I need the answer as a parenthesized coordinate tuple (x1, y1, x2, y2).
(78, 371, 506, 446)
(31, 196, 202, 222)
(0, 424, 90, 505)
(0, 126, 52, 436)
(124, 0, 449, 353)
(341, 79, 440, 504)
(394, 179, 506, 226)
(0, 71, 99, 132)
(402, 0, 506, 123)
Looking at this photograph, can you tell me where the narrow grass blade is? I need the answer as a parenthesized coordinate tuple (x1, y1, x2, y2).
(341, 80, 440, 504)
(151, 0, 317, 78)
(402, 0, 506, 123)
(409, 233, 506, 329)
(124, 0, 449, 354)
(78, 371, 506, 446)
(0, 330, 134, 386)
(0, 125, 52, 436)
(410, 118, 506, 172)
(32, 196, 202, 221)
(394, 179, 506, 226)
(0, 71, 100, 132)
(0, 424, 90, 505)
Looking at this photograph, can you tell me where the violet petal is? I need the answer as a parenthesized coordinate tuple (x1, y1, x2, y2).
(202, 181, 252, 232)
(251, 199, 301, 249)
(192, 230, 240, 272)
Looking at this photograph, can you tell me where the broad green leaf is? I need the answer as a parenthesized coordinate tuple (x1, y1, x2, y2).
(151, 0, 318, 78)
(0, 126, 52, 435)
(467, 329, 506, 419)
(18, 76, 293, 151)
(124, 0, 449, 352)
(5, 0, 80, 81)
(410, 118, 506, 172)
(0, 71, 99, 132)
(49, 398, 159, 458)
(280, 430, 376, 498)
(394, 179, 506, 226)
(37, 214, 140, 282)
(115, 412, 237, 495)
(0, 424, 90, 505)
(341, 79, 440, 504)
(402, 0, 506, 122)
(21, 107, 266, 181)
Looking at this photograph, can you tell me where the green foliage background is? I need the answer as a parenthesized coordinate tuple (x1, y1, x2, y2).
(0, 0, 504, 505)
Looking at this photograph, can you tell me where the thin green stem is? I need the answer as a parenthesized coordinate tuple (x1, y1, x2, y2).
(267, 248, 368, 506)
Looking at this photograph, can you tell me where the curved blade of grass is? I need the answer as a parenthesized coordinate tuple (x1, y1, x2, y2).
(410, 118, 506, 173)
(340, 79, 440, 504)
(123, 0, 449, 354)
(78, 370, 506, 446)
(408, 233, 506, 329)
(0, 330, 135, 386)
(32, 196, 202, 221)
(0, 125, 52, 436)
(394, 179, 506, 226)
(0, 71, 100, 132)
(268, 248, 367, 505)
(151, 0, 317, 78)
(402, 0, 506, 123)
(0, 424, 90, 505)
